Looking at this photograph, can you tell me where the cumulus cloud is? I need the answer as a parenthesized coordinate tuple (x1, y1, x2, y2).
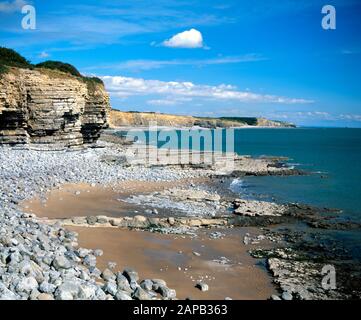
(0, 0, 26, 13)
(162, 29, 204, 48)
(102, 75, 313, 104)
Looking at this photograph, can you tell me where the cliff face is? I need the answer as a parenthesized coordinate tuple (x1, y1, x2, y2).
(0, 68, 110, 149)
(109, 110, 295, 129)
(109, 110, 195, 127)
(255, 118, 293, 127)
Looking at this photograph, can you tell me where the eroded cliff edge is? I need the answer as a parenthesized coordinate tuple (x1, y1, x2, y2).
(109, 109, 295, 129)
(0, 67, 110, 150)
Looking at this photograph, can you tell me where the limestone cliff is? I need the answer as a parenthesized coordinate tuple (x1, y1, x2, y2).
(109, 110, 195, 127)
(0, 67, 110, 149)
(109, 110, 295, 129)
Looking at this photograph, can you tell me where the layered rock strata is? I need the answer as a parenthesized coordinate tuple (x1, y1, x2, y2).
(0, 68, 110, 149)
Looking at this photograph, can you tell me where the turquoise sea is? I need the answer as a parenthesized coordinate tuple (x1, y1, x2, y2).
(119, 127, 361, 257)
(232, 128, 361, 221)
(124, 127, 361, 220)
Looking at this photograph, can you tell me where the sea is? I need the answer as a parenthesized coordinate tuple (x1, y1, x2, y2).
(117, 127, 361, 258)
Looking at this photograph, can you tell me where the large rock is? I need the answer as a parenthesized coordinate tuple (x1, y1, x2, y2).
(0, 68, 110, 149)
(52, 255, 72, 270)
(16, 276, 38, 295)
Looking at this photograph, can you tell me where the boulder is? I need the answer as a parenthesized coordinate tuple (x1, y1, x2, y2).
(132, 287, 152, 300)
(123, 268, 139, 283)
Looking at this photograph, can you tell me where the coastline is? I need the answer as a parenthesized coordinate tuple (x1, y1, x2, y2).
(107, 125, 298, 133)
(1, 132, 360, 300)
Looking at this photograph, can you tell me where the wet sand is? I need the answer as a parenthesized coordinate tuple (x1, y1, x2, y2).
(23, 182, 277, 300)
(22, 181, 192, 219)
(69, 226, 276, 300)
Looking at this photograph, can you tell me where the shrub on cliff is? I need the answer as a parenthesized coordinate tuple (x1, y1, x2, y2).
(0, 47, 104, 85)
(0, 47, 32, 70)
(36, 61, 104, 86)
(35, 60, 82, 77)
(83, 76, 104, 85)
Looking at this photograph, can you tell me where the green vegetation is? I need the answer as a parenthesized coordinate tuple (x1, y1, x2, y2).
(35, 60, 82, 77)
(0, 47, 32, 69)
(0, 47, 103, 85)
(0, 64, 7, 76)
(82, 76, 104, 92)
(219, 117, 258, 126)
(83, 76, 103, 85)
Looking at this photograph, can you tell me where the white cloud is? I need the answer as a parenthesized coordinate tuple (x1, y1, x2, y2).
(147, 99, 179, 106)
(85, 54, 266, 72)
(38, 51, 50, 58)
(102, 75, 313, 104)
(339, 114, 361, 122)
(162, 29, 204, 48)
(268, 111, 361, 123)
(0, 0, 26, 13)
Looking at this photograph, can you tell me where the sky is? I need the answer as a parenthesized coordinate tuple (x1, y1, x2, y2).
(1, 0, 361, 127)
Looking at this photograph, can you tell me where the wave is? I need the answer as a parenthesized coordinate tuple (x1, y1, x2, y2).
(229, 178, 245, 194)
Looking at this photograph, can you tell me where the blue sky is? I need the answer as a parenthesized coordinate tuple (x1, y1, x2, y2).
(1, 0, 361, 127)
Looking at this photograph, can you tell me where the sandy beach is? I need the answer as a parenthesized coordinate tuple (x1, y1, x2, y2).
(1, 137, 360, 300)
(22, 181, 276, 300)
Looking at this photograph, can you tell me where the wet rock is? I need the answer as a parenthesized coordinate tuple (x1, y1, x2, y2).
(123, 268, 139, 283)
(233, 199, 286, 217)
(195, 282, 209, 292)
(96, 216, 108, 224)
(86, 216, 97, 225)
(72, 217, 87, 225)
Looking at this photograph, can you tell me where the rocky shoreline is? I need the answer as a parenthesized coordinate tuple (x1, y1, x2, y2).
(0, 142, 208, 300)
(1, 135, 360, 300)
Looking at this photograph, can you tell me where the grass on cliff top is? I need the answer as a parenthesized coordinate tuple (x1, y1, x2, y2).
(0, 47, 33, 76)
(35, 60, 82, 77)
(0, 47, 103, 85)
(0, 47, 32, 69)
(35, 61, 104, 86)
